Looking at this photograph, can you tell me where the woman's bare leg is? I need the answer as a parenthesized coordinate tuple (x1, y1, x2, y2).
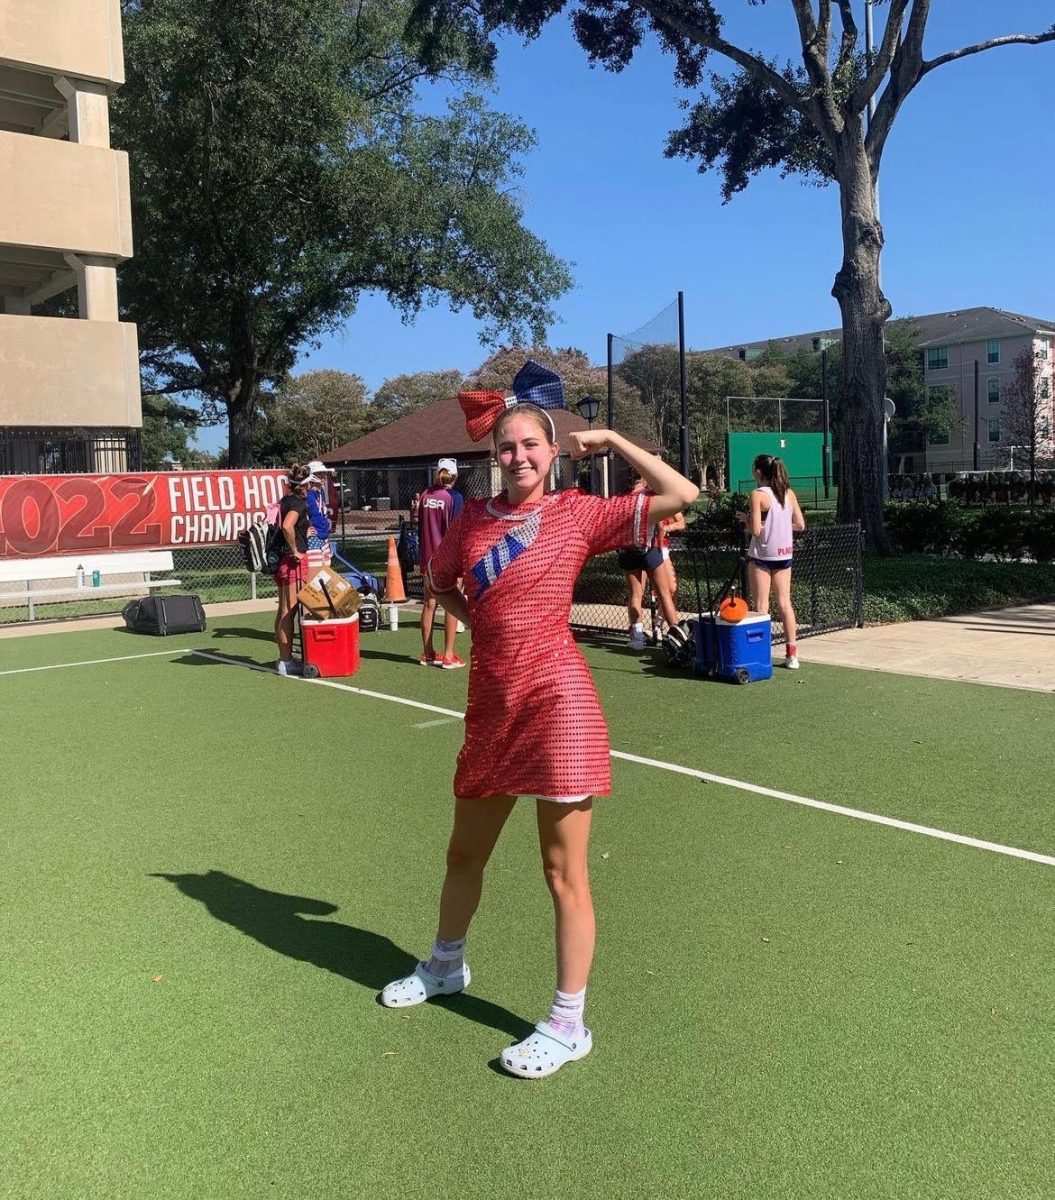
(275, 580, 298, 661)
(625, 571, 645, 627)
(771, 566, 797, 646)
(747, 561, 771, 616)
(436, 795, 518, 939)
(536, 799, 595, 994)
(420, 595, 438, 656)
(649, 566, 681, 628)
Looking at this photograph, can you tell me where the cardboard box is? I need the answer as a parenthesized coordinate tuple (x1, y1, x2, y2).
(297, 565, 361, 620)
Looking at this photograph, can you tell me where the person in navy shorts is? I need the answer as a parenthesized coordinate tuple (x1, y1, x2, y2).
(738, 454, 806, 669)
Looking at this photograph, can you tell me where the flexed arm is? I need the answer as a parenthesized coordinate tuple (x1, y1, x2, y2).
(568, 430, 699, 520)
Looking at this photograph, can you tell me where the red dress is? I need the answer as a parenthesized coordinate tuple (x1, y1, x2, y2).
(428, 488, 651, 799)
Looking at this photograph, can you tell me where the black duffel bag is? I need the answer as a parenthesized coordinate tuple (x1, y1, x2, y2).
(122, 594, 206, 636)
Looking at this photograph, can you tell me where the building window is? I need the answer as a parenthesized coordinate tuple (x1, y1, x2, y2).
(986, 339, 1000, 364)
(1039, 338, 1051, 360)
(926, 347, 949, 371)
(987, 378, 1000, 404)
(1041, 418, 1052, 440)
(1042, 378, 1051, 400)
(988, 419, 1001, 443)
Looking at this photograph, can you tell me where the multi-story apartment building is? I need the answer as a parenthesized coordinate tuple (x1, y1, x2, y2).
(0, 0, 140, 473)
(709, 307, 1055, 473)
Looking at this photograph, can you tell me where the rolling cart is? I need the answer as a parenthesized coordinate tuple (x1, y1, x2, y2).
(683, 527, 773, 685)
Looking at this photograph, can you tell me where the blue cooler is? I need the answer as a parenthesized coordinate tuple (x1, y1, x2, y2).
(694, 613, 773, 684)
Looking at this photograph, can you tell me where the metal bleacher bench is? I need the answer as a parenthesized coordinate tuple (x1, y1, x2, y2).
(0, 551, 182, 621)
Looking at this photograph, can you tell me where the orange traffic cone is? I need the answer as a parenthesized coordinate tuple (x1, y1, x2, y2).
(385, 536, 407, 604)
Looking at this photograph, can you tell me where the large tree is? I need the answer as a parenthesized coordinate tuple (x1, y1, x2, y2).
(113, 0, 572, 465)
(370, 369, 466, 425)
(253, 370, 375, 466)
(408, 0, 1055, 549)
(139, 394, 207, 469)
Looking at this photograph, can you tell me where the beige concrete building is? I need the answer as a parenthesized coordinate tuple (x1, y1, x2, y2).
(709, 306, 1055, 474)
(0, 0, 140, 473)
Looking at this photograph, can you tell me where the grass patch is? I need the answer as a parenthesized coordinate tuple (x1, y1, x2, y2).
(862, 555, 1055, 623)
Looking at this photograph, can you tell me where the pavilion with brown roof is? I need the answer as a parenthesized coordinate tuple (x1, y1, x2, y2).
(321, 396, 662, 512)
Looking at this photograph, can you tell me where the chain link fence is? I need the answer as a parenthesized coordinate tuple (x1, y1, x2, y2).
(1, 450, 862, 642)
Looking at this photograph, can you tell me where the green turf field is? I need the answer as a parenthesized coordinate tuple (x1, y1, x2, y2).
(1, 614, 1052, 1199)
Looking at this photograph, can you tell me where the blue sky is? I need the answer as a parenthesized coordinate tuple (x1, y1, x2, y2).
(195, 3, 1055, 451)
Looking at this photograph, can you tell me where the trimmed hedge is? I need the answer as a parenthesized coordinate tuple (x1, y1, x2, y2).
(862, 555, 1055, 624)
(883, 501, 1055, 562)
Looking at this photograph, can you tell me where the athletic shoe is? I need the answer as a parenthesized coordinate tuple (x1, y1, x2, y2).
(276, 659, 302, 676)
(419, 649, 437, 666)
(628, 629, 646, 651)
(440, 654, 467, 670)
(784, 655, 800, 670)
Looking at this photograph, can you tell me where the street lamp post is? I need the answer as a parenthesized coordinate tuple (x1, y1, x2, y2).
(577, 394, 601, 493)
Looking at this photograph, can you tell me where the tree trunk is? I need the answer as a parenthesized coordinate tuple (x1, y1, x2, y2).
(227, 390, 256, 468)
(832, 140, 893, 554)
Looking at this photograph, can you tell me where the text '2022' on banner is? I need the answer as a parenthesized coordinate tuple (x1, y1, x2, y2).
(0, 471, 289, 558)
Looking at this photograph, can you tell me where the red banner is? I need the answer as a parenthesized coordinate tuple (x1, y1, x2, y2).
(0, 470, 290, 558)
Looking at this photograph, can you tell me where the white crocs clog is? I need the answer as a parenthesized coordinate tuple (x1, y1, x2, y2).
(499, 1022, 593, 1079)
(380, 961, 471, 1008)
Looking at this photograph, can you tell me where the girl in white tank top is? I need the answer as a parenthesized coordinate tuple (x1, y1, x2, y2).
(748, 485, 795, 562)
(738, 455, 806, 669)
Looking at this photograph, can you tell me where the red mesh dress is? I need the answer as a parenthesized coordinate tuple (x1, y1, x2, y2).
(428, 488, 651, 799)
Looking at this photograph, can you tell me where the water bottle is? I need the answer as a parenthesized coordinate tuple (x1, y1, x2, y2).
(75, 564, 85, 588)
(91, 569, 101, 588)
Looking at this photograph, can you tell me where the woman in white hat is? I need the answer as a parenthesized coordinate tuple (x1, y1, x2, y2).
(417, 458, 465, 668)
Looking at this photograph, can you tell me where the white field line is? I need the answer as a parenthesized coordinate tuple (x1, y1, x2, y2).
(0, 649, 192, 677)
(191, 650, 1055, 870)
(10, 647, 1051, 869)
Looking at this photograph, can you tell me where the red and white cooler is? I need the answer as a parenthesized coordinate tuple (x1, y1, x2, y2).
(301, 613, 360, 678)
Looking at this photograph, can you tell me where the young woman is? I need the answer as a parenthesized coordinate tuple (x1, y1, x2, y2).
(380, 363, 698, 1078)
(274, 463, 315, 676)
(417, 459, 465, 669)
(617, 476, 684, 649)
(738, 454, 806, 669)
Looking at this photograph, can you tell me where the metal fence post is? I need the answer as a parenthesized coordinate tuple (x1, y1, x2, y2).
(809, 529, 819, 630)
(854, 522, 865, 627)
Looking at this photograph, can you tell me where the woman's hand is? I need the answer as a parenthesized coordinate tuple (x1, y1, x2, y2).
(567, 429, 609, 460)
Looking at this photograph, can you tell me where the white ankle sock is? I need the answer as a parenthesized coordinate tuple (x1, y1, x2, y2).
(545, 986, 586, 1039)
(424, 935, 465, 979)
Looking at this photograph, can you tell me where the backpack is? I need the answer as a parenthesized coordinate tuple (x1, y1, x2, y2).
(663, 621, 695, 669)
(357, 591, 381, 632)
(237, 502, 286, 575)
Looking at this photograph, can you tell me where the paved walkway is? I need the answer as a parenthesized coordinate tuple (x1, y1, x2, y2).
(4, 597, 1053, 693)
(796, 602, 1055, 693)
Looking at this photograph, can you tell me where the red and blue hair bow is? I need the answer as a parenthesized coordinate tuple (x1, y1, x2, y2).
(457, 360, 566, 442)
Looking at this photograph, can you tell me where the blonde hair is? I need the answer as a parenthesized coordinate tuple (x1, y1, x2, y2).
(435, 468, 454, 488)
(492, 402, 556, 446)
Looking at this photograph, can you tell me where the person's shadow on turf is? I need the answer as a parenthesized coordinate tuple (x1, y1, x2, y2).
(152, 870, 531, 1041)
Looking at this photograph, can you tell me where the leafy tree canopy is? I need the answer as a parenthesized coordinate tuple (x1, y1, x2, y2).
(252, 370, 373, 466)
(371, 369, 466, 425)
(140, 393, 207, 469)
(114, 0, 573, 465)
(407, 0, 1055, 547)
